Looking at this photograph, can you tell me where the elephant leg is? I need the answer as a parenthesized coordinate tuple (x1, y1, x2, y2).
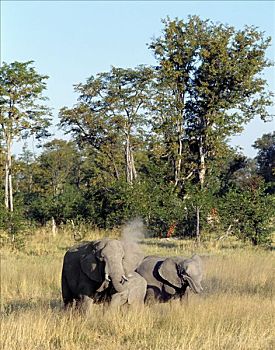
(109, 291, 129, 309)
(145, 287, 159, 303)
(63, 299, 74, 309)
(128, 276, 147, 307)
(79, 295, 94, 314)
(62, 273, 74, 308)
(180, 286, 190, 304)
(73, 296, 83, 309)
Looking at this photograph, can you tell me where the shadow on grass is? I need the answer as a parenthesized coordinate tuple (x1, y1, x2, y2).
(1, 298, 63, 316)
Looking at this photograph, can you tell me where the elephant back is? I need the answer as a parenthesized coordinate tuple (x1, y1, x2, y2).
(136, 256, 164, 285)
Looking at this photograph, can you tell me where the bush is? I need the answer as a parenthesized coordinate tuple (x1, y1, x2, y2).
(218, 184, 275, 245)
(27, 185, 87, 225)
(0, 205, 30, 249)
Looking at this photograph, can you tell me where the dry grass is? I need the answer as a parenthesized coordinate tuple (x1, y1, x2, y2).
(1, 229, 274, 350)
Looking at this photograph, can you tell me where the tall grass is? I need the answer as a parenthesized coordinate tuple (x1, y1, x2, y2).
(1, 229, 274, 350)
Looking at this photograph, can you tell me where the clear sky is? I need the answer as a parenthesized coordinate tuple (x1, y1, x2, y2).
(1, 0, 275, 157)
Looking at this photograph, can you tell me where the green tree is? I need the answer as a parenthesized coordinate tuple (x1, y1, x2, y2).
(35, 139, 82, 195)
(253, 132, 275, 192)
(0, 61, 51, 212)
(219, 183, 274, 245)
(149, 16, 273, 242)
(25, 140, 85, 225)
(15, 143, 38, 197)
(150, 16, 274, 189)
(27, 184, 86, 226)
(59, 65, 153, 184)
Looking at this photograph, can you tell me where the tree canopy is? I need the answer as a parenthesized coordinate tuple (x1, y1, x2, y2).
(0, 61, 51, 213)
(149, 16, 273, 189)
(1, 17, 274, 246)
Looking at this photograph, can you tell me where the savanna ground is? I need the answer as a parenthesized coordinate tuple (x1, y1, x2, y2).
(1, 228, 274, 350)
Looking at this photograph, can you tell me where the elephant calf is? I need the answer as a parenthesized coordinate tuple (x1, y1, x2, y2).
(136, 254, 203, 303)
(61, 238, 147, 309)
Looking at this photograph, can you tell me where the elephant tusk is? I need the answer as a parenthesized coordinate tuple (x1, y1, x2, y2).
(122, 275, 128, 282)
(105, 273, 111, 282)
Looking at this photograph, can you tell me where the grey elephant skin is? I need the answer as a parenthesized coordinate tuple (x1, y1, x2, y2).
(61, 238, 146, 308)
(136, 254, 203, 302)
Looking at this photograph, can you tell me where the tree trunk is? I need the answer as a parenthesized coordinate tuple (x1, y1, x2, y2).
(8, 152, 13, 212)
(174, 139, 183, 187)
(125, 134, 137, 185)
(4, 136, 13, 212)
(198, 136, 206, 189)
(174, 117, 183, 187)
(130, 150, 137, 180)
(113, 161, 120, 180)
(107, 151, 120, 180)
(4, 151, 9, 210)
(51, 217, 57, 237)
(125, 135, 131, 184)
(196, 206, 200, 244)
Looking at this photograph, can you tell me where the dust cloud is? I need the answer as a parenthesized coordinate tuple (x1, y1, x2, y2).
(121, 218, 145, 243)
(121, 218, 145, 266)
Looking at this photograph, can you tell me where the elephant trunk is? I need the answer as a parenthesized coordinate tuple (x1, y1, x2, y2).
(111, 274, 127, 293)
(185, 275, 203, 294)
(104, 259, 127, 293)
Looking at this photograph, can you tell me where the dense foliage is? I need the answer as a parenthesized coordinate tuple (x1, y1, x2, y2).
(0, 16, 274, 245)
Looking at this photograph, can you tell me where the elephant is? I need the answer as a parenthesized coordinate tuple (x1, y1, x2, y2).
(61, 238, 147, 308)
(136, 254, 203, 303)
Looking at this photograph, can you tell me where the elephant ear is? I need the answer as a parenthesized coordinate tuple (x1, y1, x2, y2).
(92, 239, 109, 260)
(158, 258, 182, 288)
(80, 252, 102, 283)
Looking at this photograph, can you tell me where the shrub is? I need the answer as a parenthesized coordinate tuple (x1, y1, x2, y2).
(218, 184, 274, 245)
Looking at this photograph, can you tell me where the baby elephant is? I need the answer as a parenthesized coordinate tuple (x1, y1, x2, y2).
(107, 272, 147, 309)
(136, 254, 203, 303)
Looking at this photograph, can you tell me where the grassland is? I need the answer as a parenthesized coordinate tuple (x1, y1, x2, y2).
(1, 228, 274, 350)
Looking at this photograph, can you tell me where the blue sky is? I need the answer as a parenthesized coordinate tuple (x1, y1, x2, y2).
(1, 0, 275, 157)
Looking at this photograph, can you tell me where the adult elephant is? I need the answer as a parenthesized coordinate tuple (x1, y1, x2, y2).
(61, 238, 146, 308)
(136, 254, 203, 302)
